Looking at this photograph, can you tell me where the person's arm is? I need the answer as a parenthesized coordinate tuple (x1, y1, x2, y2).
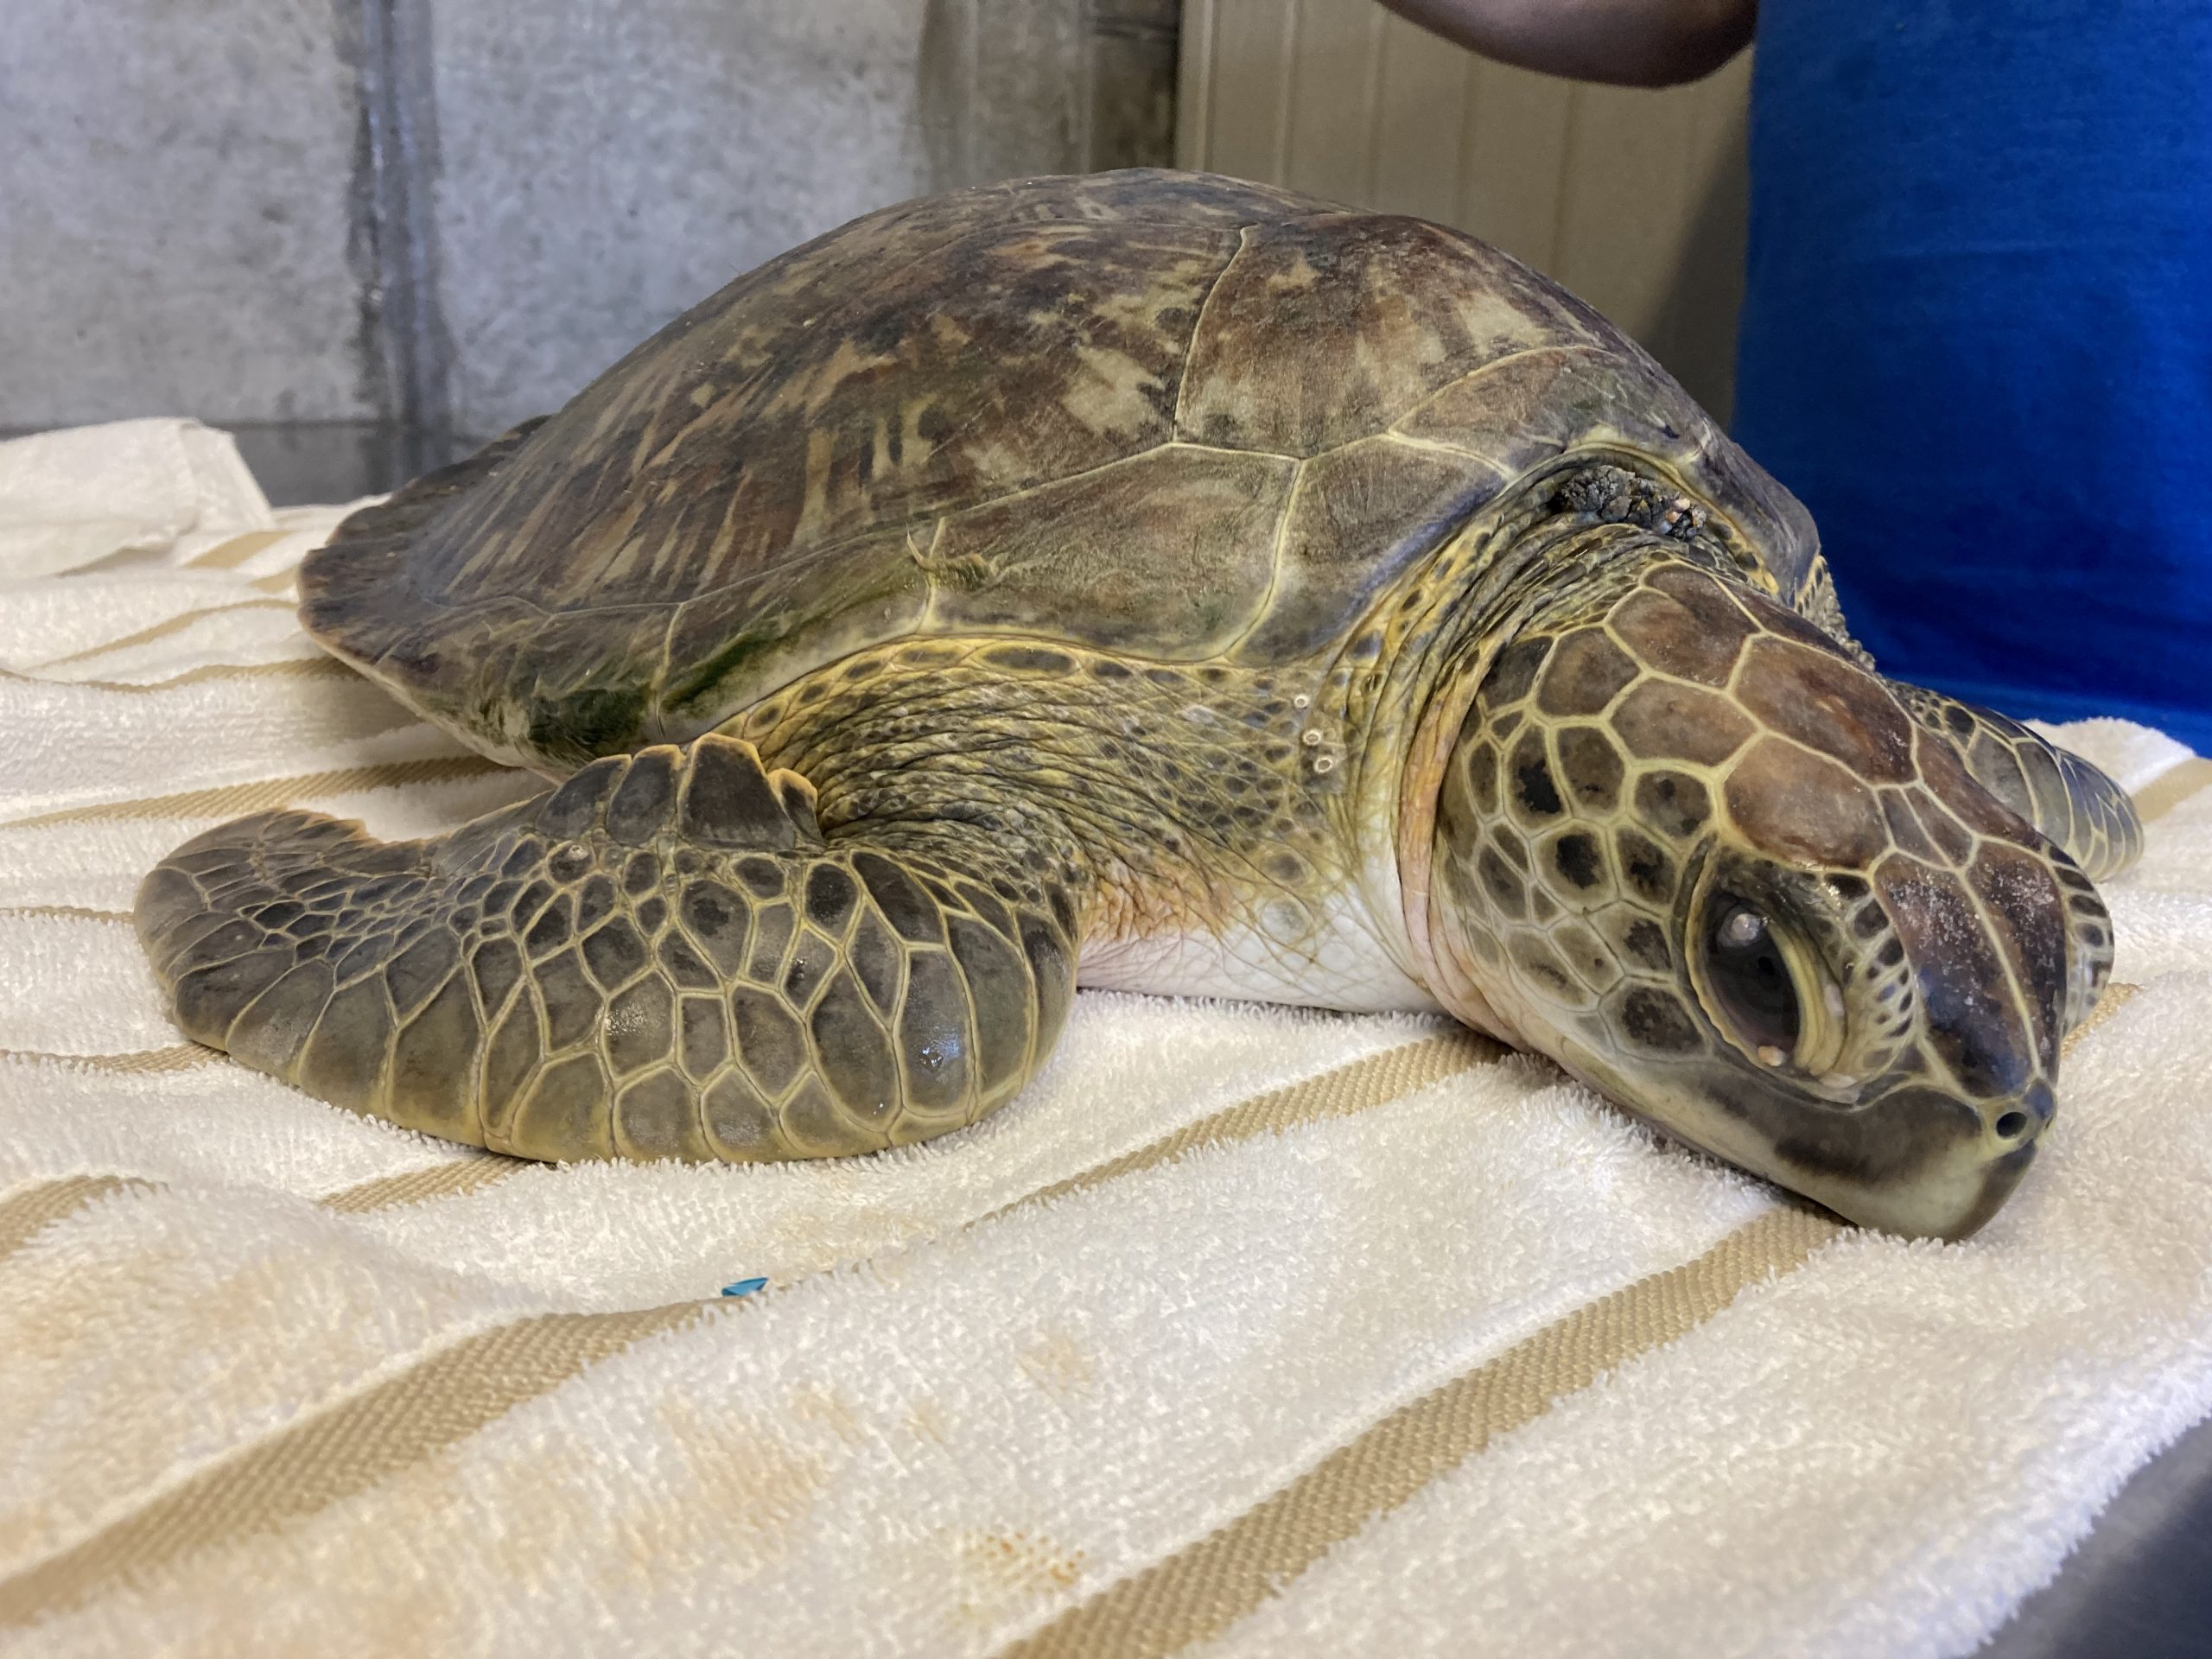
(1380, 0, 1755, 86)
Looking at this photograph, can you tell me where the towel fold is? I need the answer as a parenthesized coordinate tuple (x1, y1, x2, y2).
(3, 422, 2209, 1657)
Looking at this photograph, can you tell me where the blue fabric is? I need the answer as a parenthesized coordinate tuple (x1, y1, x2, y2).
(1732, 1, 2212, 753)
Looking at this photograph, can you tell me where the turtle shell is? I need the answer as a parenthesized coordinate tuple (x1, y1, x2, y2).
(301, 169, 1815, 770)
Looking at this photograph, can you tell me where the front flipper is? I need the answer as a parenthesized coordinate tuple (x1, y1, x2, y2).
(136, 735, 1083, 1162)
(1885, 680, 2144, 880)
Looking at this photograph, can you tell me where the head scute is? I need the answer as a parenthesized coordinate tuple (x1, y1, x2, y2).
(1423, 514, 2107, 1239)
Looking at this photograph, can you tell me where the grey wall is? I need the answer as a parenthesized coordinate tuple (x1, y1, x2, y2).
(0, 0, 1178, 500)
(4, 0, 374, 430)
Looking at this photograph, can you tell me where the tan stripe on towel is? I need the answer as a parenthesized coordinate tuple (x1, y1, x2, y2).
(0, 1302, 715, 1627)
(0, 1046, 218, 1075)
(1003, 1204, 1842, 1659)
(0, 655, 349, 696)
(182, 531, 293, 571)
(2068, 982, 2139, 1050)
(327, 1033, 1482, 1225)
(990, 1029, 1503, 1223)
(0, 1175, 160, 1267)
(2137, 757, 2212, 823)
(7, 753, 504, 828)
(253, 1033, 1487, 1221)
(320, 1156, 524, 1214)
(0, 904, 131, 925)
(33, 599, 298, 669)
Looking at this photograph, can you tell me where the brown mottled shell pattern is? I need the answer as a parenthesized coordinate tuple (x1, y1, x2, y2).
(298, 169, 1813, 770)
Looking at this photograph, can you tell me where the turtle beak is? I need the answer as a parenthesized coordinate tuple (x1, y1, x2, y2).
(1872, 1141, 2039, 1240)
(1552, 1037, 2051, 1241)
(1772, 1109, 2042, 1241)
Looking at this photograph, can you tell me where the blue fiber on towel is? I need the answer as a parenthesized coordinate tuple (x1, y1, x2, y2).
(721, 1276, 768, 1298)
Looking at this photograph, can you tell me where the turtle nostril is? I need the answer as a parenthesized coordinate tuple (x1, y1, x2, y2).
(1994, 1110, 2030, 1140)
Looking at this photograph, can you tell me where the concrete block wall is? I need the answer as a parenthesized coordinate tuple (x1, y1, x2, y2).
(4, 0, 375, 433)
(0, 0, 1179, 500)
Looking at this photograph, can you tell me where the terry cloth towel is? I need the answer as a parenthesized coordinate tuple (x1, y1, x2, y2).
(3, 420, 2211, 1658)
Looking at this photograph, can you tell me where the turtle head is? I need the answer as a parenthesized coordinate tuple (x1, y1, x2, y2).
(1410, 555, 2109, 1239)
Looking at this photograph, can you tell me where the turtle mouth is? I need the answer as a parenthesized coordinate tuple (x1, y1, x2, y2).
(1949, 1137, 2041, 1238)
(1555, 1033, 2039, 1239)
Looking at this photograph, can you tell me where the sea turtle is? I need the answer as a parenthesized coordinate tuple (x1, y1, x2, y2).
(136, 169, 2142, 1239)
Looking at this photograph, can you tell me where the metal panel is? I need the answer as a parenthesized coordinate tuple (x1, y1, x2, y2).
(1178, 0, 1751, 420)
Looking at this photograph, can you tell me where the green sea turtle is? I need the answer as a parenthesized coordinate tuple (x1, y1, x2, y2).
(136, 169, 2141, 1239)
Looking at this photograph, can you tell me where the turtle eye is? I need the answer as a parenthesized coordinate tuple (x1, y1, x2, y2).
(1698, 896, 1802, 1065)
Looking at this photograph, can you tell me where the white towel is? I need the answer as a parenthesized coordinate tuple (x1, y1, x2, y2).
(3, 420, 2209, 1657)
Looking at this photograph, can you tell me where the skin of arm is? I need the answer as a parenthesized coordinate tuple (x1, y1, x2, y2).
(1379, 0, 1755, 86)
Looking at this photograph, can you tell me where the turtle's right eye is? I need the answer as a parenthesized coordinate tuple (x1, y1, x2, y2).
(1696, 895, 1802, 1066)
